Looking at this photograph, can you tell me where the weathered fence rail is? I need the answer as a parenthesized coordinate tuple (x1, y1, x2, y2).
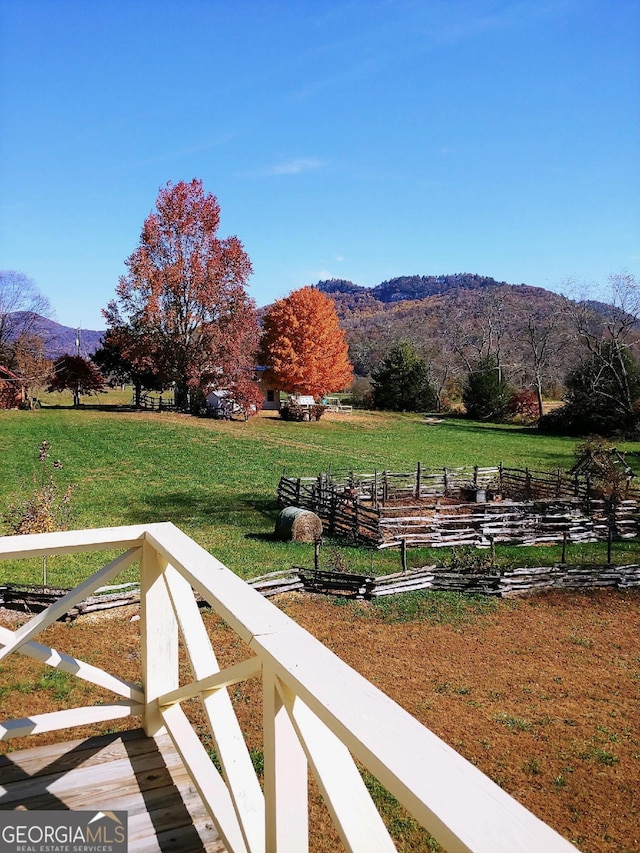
(250, 563, 640, 600)
(378, 498, 639, 548)
(277, 464, 640, 548)
(0, 582, 143, 618)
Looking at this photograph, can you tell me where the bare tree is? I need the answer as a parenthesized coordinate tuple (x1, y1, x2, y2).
(520, 299, 573, 418)
(573, 273, 640, 353)
(571, 273, 640, 415)
(12, 334, 54, 407)
(448, 288, 508, 377)
(0, 271, 51, 365)
(539, 273, 640, 434)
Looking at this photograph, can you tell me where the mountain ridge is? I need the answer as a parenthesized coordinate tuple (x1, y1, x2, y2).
(5, 312, 104, 360)
(317, 272, 518, 302)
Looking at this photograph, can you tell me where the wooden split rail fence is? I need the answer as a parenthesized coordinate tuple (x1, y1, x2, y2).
(4, 562, 637, 622)
(377, 497, 639, 548)
(250, 562, 640, 599)
(277, 464, 640, 549)
(134, 393, 176, 411)
(0, 582, 143, 619)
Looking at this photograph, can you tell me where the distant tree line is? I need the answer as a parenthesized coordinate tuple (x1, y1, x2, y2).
(3, 196, 639, 439)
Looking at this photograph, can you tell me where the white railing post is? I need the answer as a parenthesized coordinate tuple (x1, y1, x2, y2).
(277, 686, 396, 852)
(140, 541, 178, 736)
(162, 564, 265, 853)
(263, 664, 309, 853)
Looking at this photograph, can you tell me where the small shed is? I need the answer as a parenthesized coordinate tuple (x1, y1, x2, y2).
(0, 366, 26, 409)
(205, 389, 244, 419)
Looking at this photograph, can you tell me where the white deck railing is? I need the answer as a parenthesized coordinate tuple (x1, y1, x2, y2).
(0, 523, 577, 852)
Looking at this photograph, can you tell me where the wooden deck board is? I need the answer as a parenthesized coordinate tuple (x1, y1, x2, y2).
(0, 729, 226, 852)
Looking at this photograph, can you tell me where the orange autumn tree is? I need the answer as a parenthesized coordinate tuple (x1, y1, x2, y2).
(261, 286, 353, 397)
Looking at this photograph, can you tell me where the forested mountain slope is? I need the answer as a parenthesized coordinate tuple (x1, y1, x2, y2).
(316, 275, 582, 397)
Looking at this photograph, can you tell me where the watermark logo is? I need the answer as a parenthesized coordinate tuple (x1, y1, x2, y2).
(0, 810, 127, 852)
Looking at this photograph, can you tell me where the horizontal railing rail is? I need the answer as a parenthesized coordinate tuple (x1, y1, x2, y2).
(0, 524, 577, 852)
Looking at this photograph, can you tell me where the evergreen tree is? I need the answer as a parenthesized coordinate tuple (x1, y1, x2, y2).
(462, 355, 512, 422)
(371, 341, 437, 412)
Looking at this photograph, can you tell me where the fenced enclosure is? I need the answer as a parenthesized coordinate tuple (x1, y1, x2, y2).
(277, 463, 640, 549)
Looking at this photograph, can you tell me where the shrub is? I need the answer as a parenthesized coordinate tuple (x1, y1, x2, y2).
(3, 441, 73, 535)
(509, 390, 539, 424)
(539, 346, 640, 438)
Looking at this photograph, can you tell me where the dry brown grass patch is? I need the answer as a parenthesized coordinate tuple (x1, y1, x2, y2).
(1, 589, 638, 852)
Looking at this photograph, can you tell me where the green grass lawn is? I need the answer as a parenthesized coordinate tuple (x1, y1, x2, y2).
(1, 395, 639, 587)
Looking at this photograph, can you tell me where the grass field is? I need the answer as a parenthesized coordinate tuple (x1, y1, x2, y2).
(2, 394, 640, 587)
(1, 396, 639, 852)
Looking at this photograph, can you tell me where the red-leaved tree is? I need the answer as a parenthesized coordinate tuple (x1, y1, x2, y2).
(47, 355, 106, 407)
(260, 286, 353, 398)
(104, 179, 260, 411)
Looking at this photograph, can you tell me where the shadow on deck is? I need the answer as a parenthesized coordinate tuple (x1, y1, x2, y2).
(0, 729, 225, 852)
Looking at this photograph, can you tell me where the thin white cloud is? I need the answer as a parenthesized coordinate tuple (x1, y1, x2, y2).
(268, 158, 326, 176)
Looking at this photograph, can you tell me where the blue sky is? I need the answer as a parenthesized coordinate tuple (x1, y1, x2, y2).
(1, 0, 638, 331)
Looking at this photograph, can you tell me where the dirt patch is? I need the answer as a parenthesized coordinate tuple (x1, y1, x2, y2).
(1, 590, 638, 852)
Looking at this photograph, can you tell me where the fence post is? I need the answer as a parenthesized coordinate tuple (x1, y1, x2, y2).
(373, 470, 378, 508)
(561, 530, 568, 564)
(443, 467, 449, 497)
(401, 538, 407, 573)
(140, 543, 178, 736)
(415, 461, 422, 500)
(607, 496, 617, 565)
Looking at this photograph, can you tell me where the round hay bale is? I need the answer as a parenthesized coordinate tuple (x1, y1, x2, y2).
(275, 507, 323, 542)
